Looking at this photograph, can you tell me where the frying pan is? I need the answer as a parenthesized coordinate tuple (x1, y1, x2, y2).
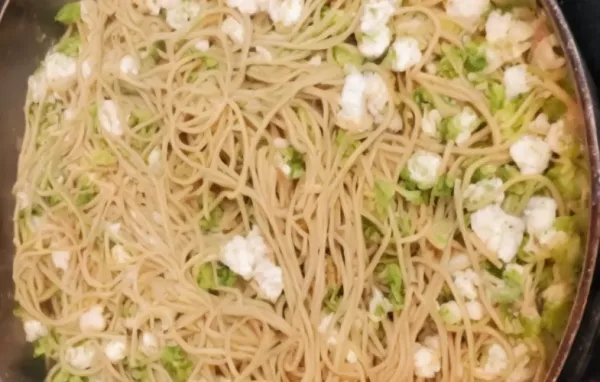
(0, 0, 598, 381)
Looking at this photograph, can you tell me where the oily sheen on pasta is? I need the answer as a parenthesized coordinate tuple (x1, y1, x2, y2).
(13, 0, 590, 381)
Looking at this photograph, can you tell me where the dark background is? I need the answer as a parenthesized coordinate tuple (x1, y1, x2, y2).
(558, 0, 600, 380)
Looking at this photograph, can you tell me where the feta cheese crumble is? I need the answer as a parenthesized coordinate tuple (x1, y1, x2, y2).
(368, 287, 393, 322)
(504, 65, 531, 99)
(359, 27, 392, 59)
(221, 16, 245, 44)
(51, 250, 71, 270)
(120, 55, 139, 75)
(446, 0, 490, 20)
(464, 177, 505, 208)
(414, 336, 441, 378)
(465, 300, 484, 321)
(166, 1, 201, 30)
(104, 338, 127, 363)
(253, 258, 284, 302)
(509, 135, 551, 175)
(406, 150, 443, 189)
(523, 196, 557, 237)
(111, 245, 131, 265)
(140, 332, 159, 356)
(45, 52, 78, 84)
(481, 343, 508, 375)
(24, 320, 49, 342)
(66, 343, 96, 369)
(226, 0, 264, 14)
(390, 37, 422, 72)
(422, 109, 442, 138)
(337, 68, 369, 132)
(99, 100, 124, 136)
(79, 305, 106, 332)
(267, 0, 304, 27)
(452, 268, 480, 300)
(471, 204, 525, 263)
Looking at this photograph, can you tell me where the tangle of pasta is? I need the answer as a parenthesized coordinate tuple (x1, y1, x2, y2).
(13, 0, 590, 381)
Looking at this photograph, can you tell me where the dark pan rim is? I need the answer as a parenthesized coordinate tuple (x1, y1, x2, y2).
(542, 0, 600, 380)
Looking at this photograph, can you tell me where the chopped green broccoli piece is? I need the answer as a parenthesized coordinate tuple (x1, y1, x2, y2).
(55, 2, 81, 25)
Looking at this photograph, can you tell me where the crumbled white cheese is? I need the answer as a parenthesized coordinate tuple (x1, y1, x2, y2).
(51, 250, 71, 270)
(66, 343, 96, 370)
(148, 147, 162, 174)
(318, 313, 339, 345)
(45, 52, 77, 84)
(145, 0, 162, 15)
(221, 16, 245, 44)
(107, 222, 121, 235)
(448, 253, 470, 272)
(166, 1, 201, 30)
(273, 137, 289, 149)
(360, 0, 395, 33)
(194, 39, 210, 52)
(267, 0, 304, 27)
(446, 0, 490, 20)
(422, 109, 442, 139)
(407, 150, 442, 189)
(226, 0, 264, 14)
(414, 339, 441, 378)
(481, 343, 508, 375)
(523, 196, 557, 237)
(509, 135, 551, 175)
(27, 71, 49, 103)
(465, 300, 484, 321)
(504, 65, 531, 99)
(359, 27, 392, 59)
(368, 287, 393, 322)
(364, 72, 391, 123)
(220, 226, 269, 280)
(104, 338, 127, 363)
(140, 332, 159, 356)
(79, 305, 106, 332)
(337, 69, 369, 131)
(24, 320, 48, 342)
(308, 55, 322, 66)
(390, 37, 422, 72)
(253, 258, 284, 302)
(452, 268, 480, 300)
(346, 350, 358, 364)
(485, 11, 512, 43)
(120, 55, 139, 75)
(439, 300, 462, 324)
(99, 100, 123, 136)
(111, 245, 131, 265)
(464, 177, 505, 207)
(452, 107, 479, 145)
(546, 120, 570, 154)
(529, 113, 551, 134)
(471, 204, 525, 263)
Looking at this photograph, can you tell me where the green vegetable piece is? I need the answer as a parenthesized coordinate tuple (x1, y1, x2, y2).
(432, 175, 455, 198)
(412, 87, 434, 107)
(440, 108, 480, 143)
(51, 370, 86, 382)
(398, 187, 427, 205)
(487, 82, 506, 113)
(541, 282, 574, 340)
(438, 43, 465, 79)
(472, 163, 498, 182)
(464, 42, 487, 72)
(323, 285, 343, 313)
(498, 165, 527, 195)
(520, 307, 542, 337)
(281, 147, 305, 179)
(55, 2, 81, 25)
(56, 36, 81, 57)
(75, 176, 97, 206)
(439, 301, 461, 325)
(378, 263, 404, 310)
(196, 263, 237, 290)
(161, 346, 193, 382)
(334, 130, 359, 158)
(91, 149, 117, 166)
(374, 179, 396, 216)
(542, 96, 567, 122)
(34, 332, 58, 358)
(491, 265, 524, 304)
(332, 43, 364, 67)
(199, 204, 223, 232)
(546, 160, 586, 200)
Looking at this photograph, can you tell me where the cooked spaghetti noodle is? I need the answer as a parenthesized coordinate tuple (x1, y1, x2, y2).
(13, 0, 590, 381)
